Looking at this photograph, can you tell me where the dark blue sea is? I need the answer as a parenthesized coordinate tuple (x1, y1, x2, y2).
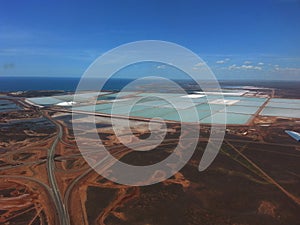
(1, 76, 300, 92)
(0, 77, 201, 92)
(0, 77, 133, 92)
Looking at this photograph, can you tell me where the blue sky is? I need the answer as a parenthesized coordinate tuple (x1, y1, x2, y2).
(1, 0, 300, 80)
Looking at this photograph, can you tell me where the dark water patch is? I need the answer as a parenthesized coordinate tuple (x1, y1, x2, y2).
(0, 99, 21, 112)
(0, 117, 56, 142)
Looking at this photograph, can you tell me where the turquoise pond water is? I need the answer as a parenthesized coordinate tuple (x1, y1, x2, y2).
(260, 107, 300, 118)
(223, 105, 260, 115)
(269, 98, 300, 104)
(200, 112, 252, 124)
(264, 99, 300, 109)
(28, 92, 107, 105)
(27, 96, 63, 105)
(72, 101, 253, 124)
(27, 92, 300, 124)
(234, 100, 264, 107)
(266, 102, 300, 109)
(259, 98, 300, 118)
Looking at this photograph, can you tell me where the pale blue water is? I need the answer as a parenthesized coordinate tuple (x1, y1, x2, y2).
(201, 112, 252, 124)
(196, 103, 225, 112)
(224, 105, 260, 115)
(31, 91, 263, 124)
(266, 102, 300, 109)
(28, 92, 107, 105)
(224, 96, 267, 102)
(175, 97, 209, 104)
(265, 99, 300, 109)
(162, 108, 213, 122)
(137, 100, 171, 107)
(22, 81, 299, 124)
(129, 107, 176, 118)
(260, 98, 300, 118)
(270, 98, 300, 104)
(234, 100, 264, 107)
(27, 96, 62, 105)
(73, 103, 114, 112)
(260, 107, 300, 118)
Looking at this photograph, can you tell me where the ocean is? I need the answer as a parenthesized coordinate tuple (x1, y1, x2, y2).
(0, 77, 132, 92)
(1, 76, 300, 92)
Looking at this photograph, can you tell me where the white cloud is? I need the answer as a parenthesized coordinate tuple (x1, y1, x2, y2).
(194, 62, 206, 67)
(228, 64, 262, 71)
(273, 66, 300, 75)
(258, 62, 264, 66)
(273, 63, 300, 75)
(253, 66, 263, 70)
(192, 62, 207, 71)
(216, 58, 230, 64)
(228, 64, 237, 70)
(243, 60, 252, 64)
(241, 65, 253, 69)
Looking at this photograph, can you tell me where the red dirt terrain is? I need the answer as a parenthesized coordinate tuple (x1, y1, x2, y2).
(0, 94, 300, 225)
